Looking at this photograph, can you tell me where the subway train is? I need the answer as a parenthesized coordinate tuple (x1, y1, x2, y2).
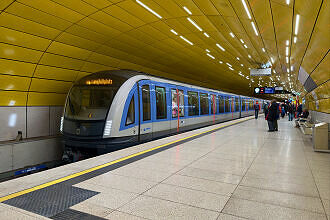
(60, 70, 265, 159)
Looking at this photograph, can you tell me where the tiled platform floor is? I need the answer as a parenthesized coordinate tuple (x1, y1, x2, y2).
(0, 116, 329, 219)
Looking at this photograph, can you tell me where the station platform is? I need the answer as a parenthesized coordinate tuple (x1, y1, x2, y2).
(0, 116, 329, 220)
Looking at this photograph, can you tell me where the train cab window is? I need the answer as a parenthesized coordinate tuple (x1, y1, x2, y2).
(235, 97, 239, 112)
(219, 96, 225, 113)
(188, 91, 199, 116)
(242, 99, 246, 111)
(142, 85, 151, 121)
(155, 86, 167, 119)
(171, 89, 184, 118)
(225, 97, 230, 112)
(211, 94, 217, 114)
(125, 96, 135, 125)
(200, 93, 209, 115)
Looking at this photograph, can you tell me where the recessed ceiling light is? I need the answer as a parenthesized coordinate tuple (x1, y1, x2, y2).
(294, 14, 300, 35)
(291, 66, 294, 71)
(229, 67, 234, 71)
(251, 22, 258, 36)
(216, 43, 225, 51)
(187, 17, 202, 31)
(248, 67, 251, 70)
(241, 64, 244, 67)
(244, 44, 248, 48)
(240, 39, 245, 44)
(262, 48, 265, 52)
(206, 49, 210, 53)
(136, 0, 162, 19)
(183, 6, 192, 15)
(241, 0, 252, 19)
(170, 29, 178, 35)
(207, 53, 215, 59)
(179, 36, 193, 45)
(229, 32, 235, 38)
(286, 40, 289, 46)
(226, 63, 232, 67)
(286, 47, 289, 56)
(219, 61, 223, 64)
(286, 57, 289, 63)
(236, 57, 240, 60)
(248, 55, 252, 59)
(287, 68, 289, 73)
(203, 32, 209, 38)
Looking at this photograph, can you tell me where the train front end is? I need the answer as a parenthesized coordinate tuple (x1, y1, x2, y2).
(60, 70, 134, 160)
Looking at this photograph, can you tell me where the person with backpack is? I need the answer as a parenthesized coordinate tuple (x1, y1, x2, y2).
(254, 101, 260, 119)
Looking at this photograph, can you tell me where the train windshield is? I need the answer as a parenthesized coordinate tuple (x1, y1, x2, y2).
(64, 86, 118, 120)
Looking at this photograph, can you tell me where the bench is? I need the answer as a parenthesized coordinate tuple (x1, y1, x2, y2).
(295, 115, 313, 135)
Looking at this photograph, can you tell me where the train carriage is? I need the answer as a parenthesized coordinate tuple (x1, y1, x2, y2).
(61, 70, 265, 159)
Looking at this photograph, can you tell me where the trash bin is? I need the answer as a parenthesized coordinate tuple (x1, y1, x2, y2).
(313, 122, 329, 152)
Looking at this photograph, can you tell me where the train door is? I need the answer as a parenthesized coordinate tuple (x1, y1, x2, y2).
(138, 80, 153, 141)
(170, 87, 185, 133)
(152, 83, 171, 138)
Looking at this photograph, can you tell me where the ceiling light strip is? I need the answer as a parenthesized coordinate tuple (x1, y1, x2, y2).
(216, 43, 225, 51)
(206, 53, 215, 59)
(136, 0, 162, 19)
(203, 32, 210, 38)
(294, 14, 300, 35)
(251, 22, 258, 36)
(187, 17, 203, 31)
(183, 6, 192, 15)
(241, 0, 252, 19)
(170, 29, 178, 35)
(180, 36, 193, 45)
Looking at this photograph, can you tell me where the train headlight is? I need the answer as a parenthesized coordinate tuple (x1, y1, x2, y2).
(104, 120, 112, 136)
(60, 116, 64, 133)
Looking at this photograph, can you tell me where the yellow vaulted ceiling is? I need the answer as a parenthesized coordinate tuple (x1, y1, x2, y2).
(0, 0, 329, 110)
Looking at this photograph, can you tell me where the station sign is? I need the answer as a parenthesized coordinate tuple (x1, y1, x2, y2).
(250, 68, 271, 76)
(254, 87, 274, 94)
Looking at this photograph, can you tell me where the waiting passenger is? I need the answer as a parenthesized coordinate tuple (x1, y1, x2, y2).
(254, 101, 260, 119)
(287, 103, 294, 121)
(295, 109, 309, 127)
(266, 100, 279, 132)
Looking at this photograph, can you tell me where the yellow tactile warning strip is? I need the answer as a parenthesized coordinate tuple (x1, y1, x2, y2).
(0, 117, 252, 203)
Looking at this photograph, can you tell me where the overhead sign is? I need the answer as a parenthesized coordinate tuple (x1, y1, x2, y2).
(275, 87, 283, 91)
(254, 87, 275, 94)
(250, 68, 272, 76)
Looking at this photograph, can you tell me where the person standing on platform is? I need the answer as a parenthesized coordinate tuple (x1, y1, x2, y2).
(266, 100, 278, 132)
(254, 101, 260, 119)
(263, 102, 269, 117)
(288, 103, 294, 121)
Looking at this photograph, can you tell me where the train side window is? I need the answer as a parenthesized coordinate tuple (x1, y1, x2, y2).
(219, 96, 225, 113)
(249, 100, 253, 110)
(125, 95, 135, 126)
(225, 97, 230, 112)
(155, 86, 167, 119)
(242, 99, 246, 111)
(142, 85, 151, 121)
(171, 89, 184, 118)
(188, 91, 199, 116)
(211, 94, 217, 114)
(235, 97, 239, 112)
(200, 93, 209, 115)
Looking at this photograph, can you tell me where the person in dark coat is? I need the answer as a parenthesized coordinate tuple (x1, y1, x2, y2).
(288, 103, 294, 121)
(266, 100, 278, 132)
